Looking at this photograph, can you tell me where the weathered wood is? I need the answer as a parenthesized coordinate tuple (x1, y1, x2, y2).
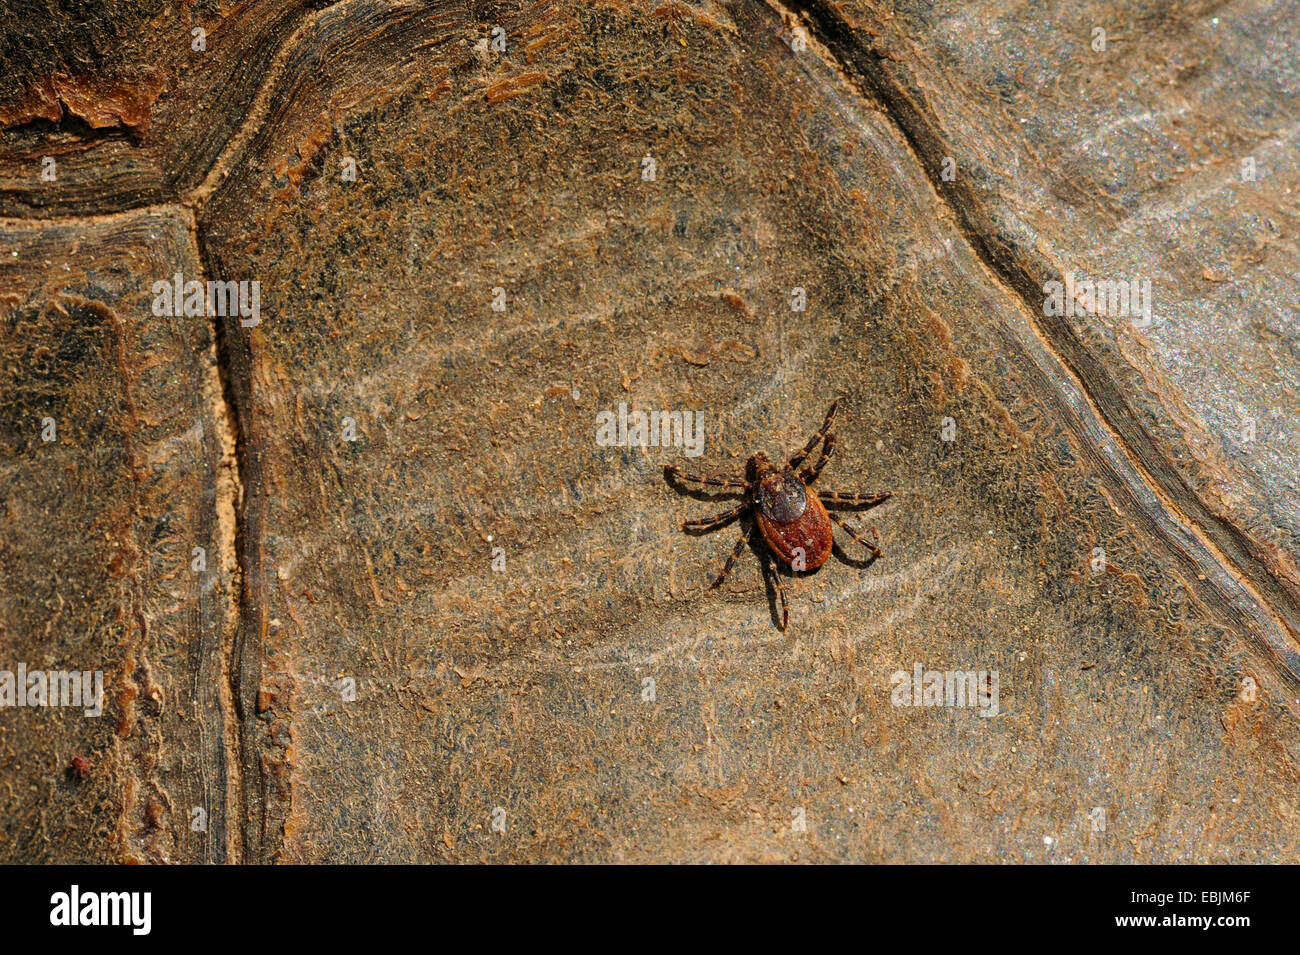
(2, 0, 1298, 862)
(0, 210, 239, 862)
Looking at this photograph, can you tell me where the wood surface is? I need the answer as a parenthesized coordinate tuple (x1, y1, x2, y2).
(2, 0, 1298, 862)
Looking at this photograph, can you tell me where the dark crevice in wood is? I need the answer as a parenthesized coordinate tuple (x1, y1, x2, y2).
(193, 220, 259, 864)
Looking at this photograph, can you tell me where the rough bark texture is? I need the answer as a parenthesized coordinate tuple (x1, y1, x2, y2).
(1, 0, 1298, 862)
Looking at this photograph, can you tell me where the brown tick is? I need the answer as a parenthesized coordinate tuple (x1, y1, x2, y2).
(666, 399, 890, 630)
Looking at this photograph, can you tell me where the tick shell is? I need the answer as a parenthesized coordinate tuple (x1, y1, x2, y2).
(757, 468, 808, 522)
(756, 473, 833, 571)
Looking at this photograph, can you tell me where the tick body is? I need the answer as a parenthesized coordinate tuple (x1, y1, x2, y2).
(666, 399, 891, 631)
(754, 459, 833, 570)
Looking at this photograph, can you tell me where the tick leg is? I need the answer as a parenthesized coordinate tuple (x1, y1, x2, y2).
(710, 531, 750, 589)
(665, 464, 749, 492)
(827, 511, 882, 560)
(788, 399, 840, 469)
(684, 501, 748, 531)
(799, 432, 836, 484)
(762, 553, 790, 631)
(816, 490, 891, 509)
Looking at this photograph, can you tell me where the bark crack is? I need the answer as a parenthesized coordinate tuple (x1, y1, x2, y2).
(183, 207, 256, 864)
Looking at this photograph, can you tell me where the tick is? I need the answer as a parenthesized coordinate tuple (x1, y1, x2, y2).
(66, 755, 93, 782)
(666, 399, 890, 630)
